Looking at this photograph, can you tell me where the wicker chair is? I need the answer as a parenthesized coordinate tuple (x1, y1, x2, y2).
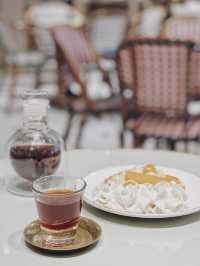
(52, 25, 121, 147)
(163, 16, 200, 99)
(163, 17, 200, 43)
(117, 38, 200, 149)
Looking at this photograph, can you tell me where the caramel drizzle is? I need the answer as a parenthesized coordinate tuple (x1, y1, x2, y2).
(112, 164, 184, 188)
(124, 171, 183, 187)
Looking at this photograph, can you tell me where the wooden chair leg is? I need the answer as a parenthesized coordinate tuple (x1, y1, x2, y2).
(168, 139, 176, 150)
(35, 63, 43, 89)
(184, 141, 189, 153)
(75, 115, 88, 149)
(134, 135, 144, 148)
(120, 130, 125, 147)
(120, 118, 126, 147)
(106, 74, 114, 95)
(63, 112, 74, 143)
(155, 138, 160, 149)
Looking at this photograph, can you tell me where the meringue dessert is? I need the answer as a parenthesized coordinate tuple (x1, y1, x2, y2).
(93, 164, 188, 214)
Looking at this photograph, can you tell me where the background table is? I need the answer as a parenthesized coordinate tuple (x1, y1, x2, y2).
(1, 149, 200, 266)
(171, 1, 200, 17)
(25, 2, 85, 29)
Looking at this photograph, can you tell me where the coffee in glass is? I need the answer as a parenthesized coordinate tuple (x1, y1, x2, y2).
(33, 175, 86, 246)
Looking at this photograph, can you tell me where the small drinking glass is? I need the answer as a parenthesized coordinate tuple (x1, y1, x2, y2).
(32, 175, 86, 246)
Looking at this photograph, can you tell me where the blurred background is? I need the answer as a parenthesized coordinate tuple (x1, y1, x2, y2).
(1, 0, 200, 155)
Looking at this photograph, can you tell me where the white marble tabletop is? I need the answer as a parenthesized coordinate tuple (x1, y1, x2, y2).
(1, 149, 200, 266)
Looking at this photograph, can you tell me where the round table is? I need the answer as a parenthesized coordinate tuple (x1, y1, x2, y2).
(25, 2, 85, 29)
(171, 1, 200, 17)
(1, 149, 200, 266)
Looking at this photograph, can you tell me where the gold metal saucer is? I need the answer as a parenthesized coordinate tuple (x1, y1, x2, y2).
(24, 217, 102, 252)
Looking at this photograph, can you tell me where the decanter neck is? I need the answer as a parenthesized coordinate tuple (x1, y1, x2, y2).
(23, 119, 48, 131)
(22, 97, 49, 130)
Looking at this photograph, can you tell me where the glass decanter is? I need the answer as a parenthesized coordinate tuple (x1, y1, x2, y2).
(7, 90, 64, 197)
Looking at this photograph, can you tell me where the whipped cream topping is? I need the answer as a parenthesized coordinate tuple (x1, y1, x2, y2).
(93, 168, 188, 214)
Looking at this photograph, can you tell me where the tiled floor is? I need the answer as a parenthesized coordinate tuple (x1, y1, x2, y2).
(0, 73, 124, 156)
(2, 81, 200, 159)
(1, 71, 200, 157)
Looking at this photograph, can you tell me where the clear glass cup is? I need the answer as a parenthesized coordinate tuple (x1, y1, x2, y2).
(33, 175, 86, 246)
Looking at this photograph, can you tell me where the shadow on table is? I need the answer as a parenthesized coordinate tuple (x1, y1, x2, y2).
(7, 229, 102, 258)
(84, 202, 200, 228)
(24, 241, 101, 258)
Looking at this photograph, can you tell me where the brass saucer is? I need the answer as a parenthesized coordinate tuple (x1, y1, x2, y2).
(24, 217, 102, 252)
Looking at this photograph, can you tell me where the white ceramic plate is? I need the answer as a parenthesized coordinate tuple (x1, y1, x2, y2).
(84, 165, 200, 219)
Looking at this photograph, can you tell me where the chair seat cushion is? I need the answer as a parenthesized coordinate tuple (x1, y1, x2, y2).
(6, 51, 44, 67)
(126, 114, 200, 140)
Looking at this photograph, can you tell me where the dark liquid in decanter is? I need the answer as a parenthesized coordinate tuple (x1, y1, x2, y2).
(10, 144, 61, 181)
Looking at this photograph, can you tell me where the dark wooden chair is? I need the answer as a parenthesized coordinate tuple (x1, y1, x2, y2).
(117, 38, 200, 150)
(86, 1, 129, 14)
(52, 25, 121, 147)
(163, 16, 200, 99)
